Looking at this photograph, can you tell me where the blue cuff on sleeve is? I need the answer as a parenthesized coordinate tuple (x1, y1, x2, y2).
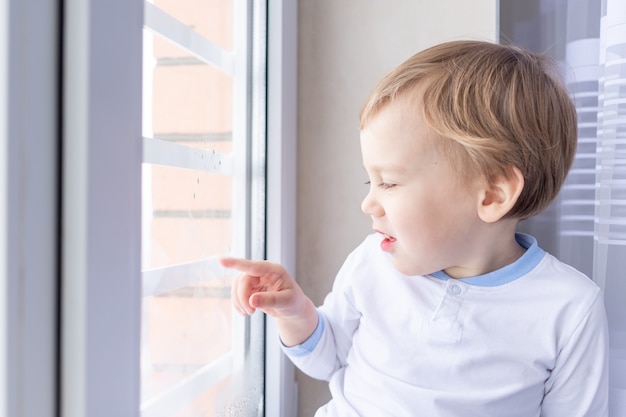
(281, 310, 325, 357)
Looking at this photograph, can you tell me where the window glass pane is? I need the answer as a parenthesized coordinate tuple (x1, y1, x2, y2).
(141, 1, 264, 415)
(151, 35, 233, 144)
(153, 0, 233, 51)
(143, 280, 233, 399)
(146, 164, 232, 269)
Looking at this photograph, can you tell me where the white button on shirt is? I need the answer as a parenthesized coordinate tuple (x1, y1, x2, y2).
(283, 233, 609, 417)
(448, 283, 462, 295)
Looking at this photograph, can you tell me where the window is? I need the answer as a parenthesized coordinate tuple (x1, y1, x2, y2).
(141, 1, 266, 415)
(1, 0, 297, 415)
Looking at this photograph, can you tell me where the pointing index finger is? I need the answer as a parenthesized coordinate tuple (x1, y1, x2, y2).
(219, 257, 282, 276)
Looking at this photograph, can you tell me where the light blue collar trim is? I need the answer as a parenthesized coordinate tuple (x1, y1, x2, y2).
(430, 233, 545, 287)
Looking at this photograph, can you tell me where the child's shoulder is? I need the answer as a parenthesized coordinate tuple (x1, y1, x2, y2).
(532, 251, 600, 293)
(521, 250, 602, 324)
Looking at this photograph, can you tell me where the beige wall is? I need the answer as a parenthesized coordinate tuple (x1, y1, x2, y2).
(296, 1, 498, 415)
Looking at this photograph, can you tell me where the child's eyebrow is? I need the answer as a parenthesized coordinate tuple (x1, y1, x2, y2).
(362, 164, 409, 175)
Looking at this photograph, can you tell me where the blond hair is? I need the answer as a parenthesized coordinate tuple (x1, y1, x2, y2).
(360, 40, 577, 220)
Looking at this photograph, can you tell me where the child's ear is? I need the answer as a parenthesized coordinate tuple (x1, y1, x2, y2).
(477, 167, 524, 223)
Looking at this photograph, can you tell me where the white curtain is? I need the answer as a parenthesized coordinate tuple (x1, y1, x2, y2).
(563, 0, 626, 413)
(502, 0, 626, 414)
(595, 0, 626, 414)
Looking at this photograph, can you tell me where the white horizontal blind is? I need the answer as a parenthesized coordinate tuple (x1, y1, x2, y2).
(140, 0, 265, 416)
(558, 0, 602, 279)
(596, 0, 626, 246)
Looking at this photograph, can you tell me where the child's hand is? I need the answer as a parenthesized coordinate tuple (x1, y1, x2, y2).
(220, 258, 306, 318)
(220, 257, 319, 346)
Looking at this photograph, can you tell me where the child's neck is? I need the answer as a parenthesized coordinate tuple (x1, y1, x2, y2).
(445, 220, 525, 279)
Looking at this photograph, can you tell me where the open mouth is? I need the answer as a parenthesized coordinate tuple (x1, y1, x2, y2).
(378, 232, 396, 251)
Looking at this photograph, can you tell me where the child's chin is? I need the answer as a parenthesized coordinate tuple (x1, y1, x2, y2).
(392, 259, 425, 277)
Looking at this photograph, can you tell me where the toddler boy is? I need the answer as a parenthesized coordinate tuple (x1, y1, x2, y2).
(221, 40, 608, 416)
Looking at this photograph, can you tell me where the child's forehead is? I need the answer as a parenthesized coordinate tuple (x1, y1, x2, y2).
(361, 160, 411, 175)
(360, 80, 430, 129)
(361, 116, 445, 176)
(364, 91, 428, 126)
(365, 100, 439, 151)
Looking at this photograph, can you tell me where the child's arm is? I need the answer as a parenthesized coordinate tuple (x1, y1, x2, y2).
(541, 291, 609, 416)
(220, 257, 319, 347)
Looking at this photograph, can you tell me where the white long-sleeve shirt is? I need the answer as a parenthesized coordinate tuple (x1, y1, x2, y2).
(284, 233, 609, 417)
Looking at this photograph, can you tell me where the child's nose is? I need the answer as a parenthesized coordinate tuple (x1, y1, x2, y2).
(361, 191, 384, 217)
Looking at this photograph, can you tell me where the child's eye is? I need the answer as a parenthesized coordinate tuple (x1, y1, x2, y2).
(363, 180, 395, 190)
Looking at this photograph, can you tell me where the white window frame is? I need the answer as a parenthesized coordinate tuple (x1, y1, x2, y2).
(265, 1, 299, 416)
(0, 0, 59, 416)
(61, 0, 143, 415)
